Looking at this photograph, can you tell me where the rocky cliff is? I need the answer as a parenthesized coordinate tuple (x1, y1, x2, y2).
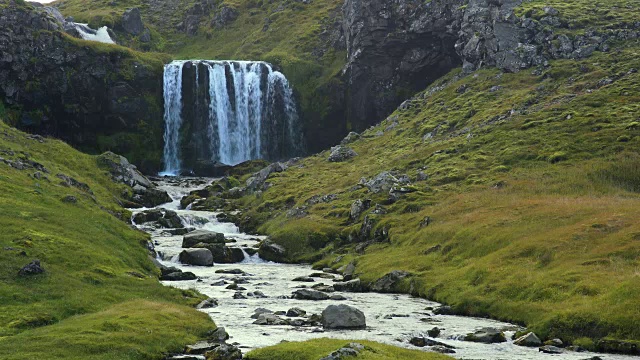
(340, 0, 636, 130)
(4, 0, 639, 171)
(0, 0, 167, 172)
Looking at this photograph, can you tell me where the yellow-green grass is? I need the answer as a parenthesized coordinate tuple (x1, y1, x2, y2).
(245, 338, 453, 360)
(0, 121, 214, 358)
(219, 42, 640, 347)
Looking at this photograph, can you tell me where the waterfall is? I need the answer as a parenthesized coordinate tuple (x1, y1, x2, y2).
(160, 60, 303, 175)
(161, 61, 187, 176)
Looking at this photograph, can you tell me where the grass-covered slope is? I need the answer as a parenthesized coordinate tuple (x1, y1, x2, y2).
(222, 42, 640, 351)
(0, 121, 213, 359)
(245, 338, 452, 360)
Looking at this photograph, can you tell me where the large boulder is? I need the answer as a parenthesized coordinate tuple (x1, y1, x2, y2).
(258, 239, 286, 262)
(514, 332, 542, 347)
(194, 243, 245, 263)
(179, 248, 214, 266)
(183, 230, 225, 248)
(464, 328, 507, 344)
(245, 162, 287, 192)
(121, 8, 144, 35)
(321, 304, 366, 329)
(328, 145, 357, 162)
(97, 151, 152, 188)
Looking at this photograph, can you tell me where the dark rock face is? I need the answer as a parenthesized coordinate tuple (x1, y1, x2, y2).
(122, 8, 145, 35)
(341, 0, 464, 131)
(0, 2, 164, 173)
(211, 6, 238, 29)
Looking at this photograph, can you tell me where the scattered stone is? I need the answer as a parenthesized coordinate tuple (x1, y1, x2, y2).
(545, 338, 564, 347)
(319, 342, 365, 360)
(253, 312, 288, 326)
(160, 271, 197, 281)
(328, 145, 357, 162)
(333, 278, 364, 292)
(312, 284, 335, 293)
(349, 199, 371, 221)
(225, 283, 246, 291)
(133, 209, 163, 224)
(464, 328, 507, 344)
(121, 8, 144, 35)
(292, 289, 330, 300)
(251, 308, 273, 319)
(309, 272, 335, 279)
(185, 341, 219, 355)
(233, 292, 246, 299)
(210, 280, 227, 286)
(322, 304, 366, 329)
(341, 131, 360, 145)
(203, 343, 242, 360)
(433, 305, 453, 315)
(61, 195, 77, 203)
(246, 291, 267, 298)
(183, 230, 225, 248)
(341, 262, 356, 281)
(330, 294, 348, 301)
(286, 307, 306, 317)
(514, 332, 542, 347)
(292, 276, 315, 282)
(428, 327, 441, 338)
(432, 345, 456, 354)
(215, 269, 245, 275)
(539, 345, 563, 354)
(208, 327, 229, 342)
(370, 270, 409, 293)
(409, 337, 454, 349)
(196, 298, 219, 309)
(18, 260, 44, 276)
(179, 248, 214, 266)
(258, 239, 286, 262)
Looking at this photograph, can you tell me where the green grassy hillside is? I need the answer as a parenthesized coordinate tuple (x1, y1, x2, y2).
(214, 41, 640, 352)
(0, 121, 214, 359)
(245, 338, 453, 360)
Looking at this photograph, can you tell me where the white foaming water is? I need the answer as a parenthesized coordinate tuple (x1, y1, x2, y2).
(131, 178, 639, 360)
(72, 23, 115, 44)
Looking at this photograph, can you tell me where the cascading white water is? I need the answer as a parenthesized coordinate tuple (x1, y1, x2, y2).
(160, 60, 303, 175)
(161, 61, 187, 176)
(71, 23, 115, 44)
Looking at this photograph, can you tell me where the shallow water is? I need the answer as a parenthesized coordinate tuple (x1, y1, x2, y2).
(132, 177, 638, 360)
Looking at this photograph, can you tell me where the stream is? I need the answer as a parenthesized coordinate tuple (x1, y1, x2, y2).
(132, 177, 638, 360)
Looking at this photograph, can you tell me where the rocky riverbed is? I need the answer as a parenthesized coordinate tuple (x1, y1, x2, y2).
(132, 177, 639, 360)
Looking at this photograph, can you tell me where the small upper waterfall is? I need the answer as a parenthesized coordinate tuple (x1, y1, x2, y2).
(160, 60, 304, 176)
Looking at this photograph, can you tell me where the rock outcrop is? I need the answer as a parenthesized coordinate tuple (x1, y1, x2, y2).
(0, 1, 164, 173)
